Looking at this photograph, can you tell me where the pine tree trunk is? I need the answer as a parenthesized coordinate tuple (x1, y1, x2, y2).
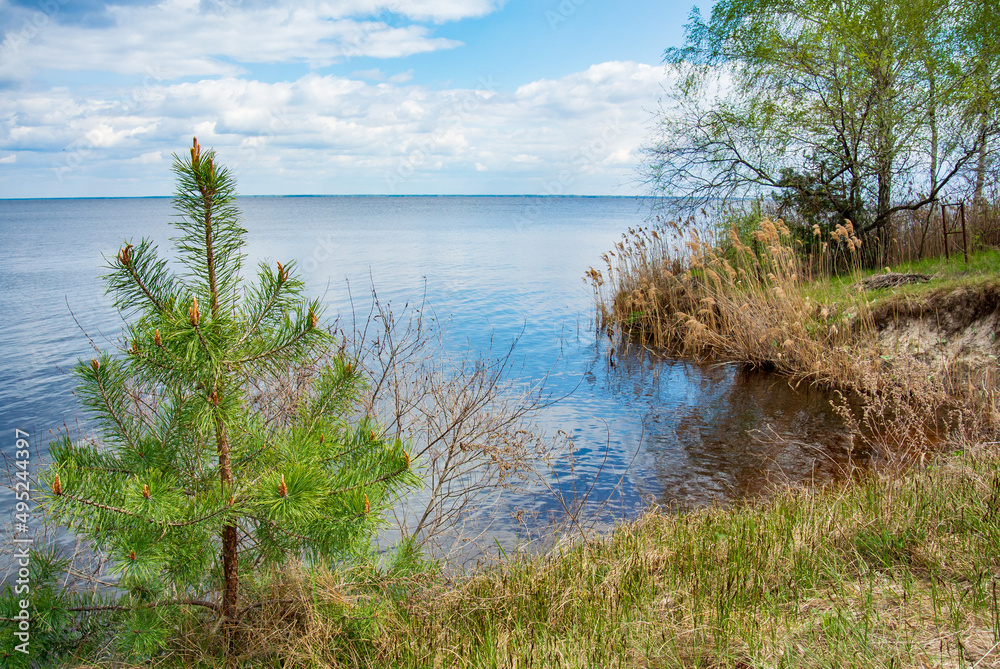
(196, 151, 239, 627)
(221, 524, 238, 619)
(204, 202, 220, 317)
(216, 412, 238, 622)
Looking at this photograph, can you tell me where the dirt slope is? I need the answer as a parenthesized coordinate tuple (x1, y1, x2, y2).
(871, 281, 1000, 376)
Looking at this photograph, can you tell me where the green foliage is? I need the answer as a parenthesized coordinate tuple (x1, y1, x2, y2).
(0, 548, 81, 667)
(714, 200, 770, 264)
(648, 0, 999, 242)
(28, 138, 418, 662)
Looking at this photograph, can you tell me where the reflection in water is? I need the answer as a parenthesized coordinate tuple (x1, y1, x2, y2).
(492, 338, 862, 564)
(596, 345, 859, 509)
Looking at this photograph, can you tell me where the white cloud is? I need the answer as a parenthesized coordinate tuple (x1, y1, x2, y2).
(388, 70, 414, 83)
(132, 150, 163, 164)
(515, 61, 668, 114)
(0, 60, 670, 196)
(0, 0, 475, 82)
(0, 154, 16, 164)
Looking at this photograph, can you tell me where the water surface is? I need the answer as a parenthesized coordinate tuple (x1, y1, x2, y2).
(0, 196, 855, 556)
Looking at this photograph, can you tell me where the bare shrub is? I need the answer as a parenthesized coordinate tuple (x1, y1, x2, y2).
(248, 282, 561, 561)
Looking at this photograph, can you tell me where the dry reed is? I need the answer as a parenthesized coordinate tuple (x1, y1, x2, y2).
(588, 215, 999, 459)
(588, 216, 871, 387)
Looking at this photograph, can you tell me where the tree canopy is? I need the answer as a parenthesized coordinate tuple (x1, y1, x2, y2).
(645, 0, 999, 241)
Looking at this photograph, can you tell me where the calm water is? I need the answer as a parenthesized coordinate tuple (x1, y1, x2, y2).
(0, 196, 854, 554)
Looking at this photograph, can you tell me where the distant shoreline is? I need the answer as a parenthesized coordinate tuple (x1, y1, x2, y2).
(0, 194, 661, 202)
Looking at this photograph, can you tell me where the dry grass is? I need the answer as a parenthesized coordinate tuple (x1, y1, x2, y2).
(89, 435, 1000, 669)
(587, 217, 871, 386)
(587, 216, 1000, 456)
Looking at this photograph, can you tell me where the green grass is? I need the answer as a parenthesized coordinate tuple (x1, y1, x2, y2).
(382, 445, 1000, 668)
(100, 440, 1000, 669)
(802, 248, 1000, 313)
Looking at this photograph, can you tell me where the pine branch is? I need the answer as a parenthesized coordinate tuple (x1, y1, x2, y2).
(190, 319, 214, 358)
(329, 464, 410, 494)
(235, 261, 304, 349)
(104, 239, 175, 316)
(118, 252, 167, 313)
(229, 322, 317, 366)
(82, 358, 141, 453)
(54, 489, 232, 528)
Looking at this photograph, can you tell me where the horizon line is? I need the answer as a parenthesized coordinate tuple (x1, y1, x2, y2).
(0, 193, 657, 202)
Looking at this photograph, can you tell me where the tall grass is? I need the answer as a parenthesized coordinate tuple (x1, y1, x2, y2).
(587, 216, 872, 387)
(587, 215, 999, 459)
(385, 441, 1000, 668)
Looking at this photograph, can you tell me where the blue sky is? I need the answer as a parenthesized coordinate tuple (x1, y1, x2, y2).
(0, 0, 707, 197)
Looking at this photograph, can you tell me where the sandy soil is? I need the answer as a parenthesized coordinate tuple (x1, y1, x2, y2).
(871, 281, 1000, 379)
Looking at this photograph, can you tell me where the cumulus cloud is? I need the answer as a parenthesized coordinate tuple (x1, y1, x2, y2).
(0, 60, 669, 195)
(0, 0, 480, 82)
(0, 0, 673, 196)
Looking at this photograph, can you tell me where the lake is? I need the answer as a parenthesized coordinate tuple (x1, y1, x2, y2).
(0, 196, 854, 559)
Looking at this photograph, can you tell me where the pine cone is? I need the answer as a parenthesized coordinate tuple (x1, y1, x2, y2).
(118, 244, 133, 267)
(189, 297, 200, 326)
(363, 494, 370, 514)
(154, 329, 162, 346)
(142, 484, 150, 500)
(91, 359, 100, 373)
(52, 474, 62, 496)
(278, 474, 287, 498)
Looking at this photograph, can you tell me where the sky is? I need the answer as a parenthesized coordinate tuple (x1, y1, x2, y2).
(0, 0, 708, 197)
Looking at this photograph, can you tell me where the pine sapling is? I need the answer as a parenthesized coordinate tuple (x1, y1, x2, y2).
(35, 138, 418, 658)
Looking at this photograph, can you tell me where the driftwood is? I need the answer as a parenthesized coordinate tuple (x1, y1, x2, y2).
(859, 272, 932, 290)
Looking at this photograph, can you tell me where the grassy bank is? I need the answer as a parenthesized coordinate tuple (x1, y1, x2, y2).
(588, 218, 999, 436)
(55, 218, 1000, 667)
(588, 218, 998, 375)
(802, 247, 1000, 311)
(93, 439, 1000, 668)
